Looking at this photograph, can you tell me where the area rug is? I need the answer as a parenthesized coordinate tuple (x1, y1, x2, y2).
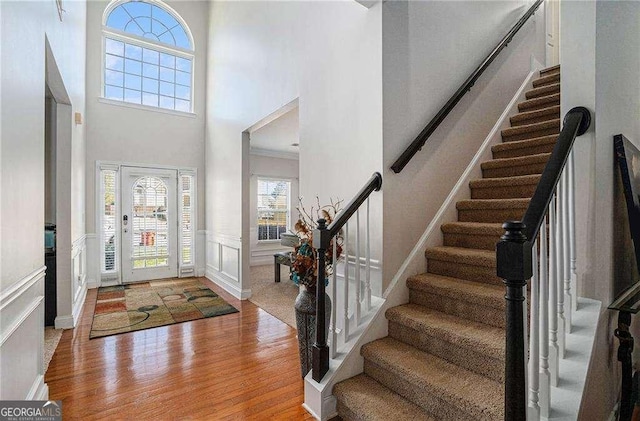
(249, 265, 299, 329)
(90, 278, 238, 339)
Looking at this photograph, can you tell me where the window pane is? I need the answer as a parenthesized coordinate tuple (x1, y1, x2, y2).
(105, 85, 123, 100)
(173, 30, 191, 50)
(143, 92, 159, 107)
(124, 74, 142, 90)
(143, 49, 159, 64)
(105, 54, 124, 71)
(142, 77, 159, 94)
(106, 38, 124, 56)
(175, 99, 190, 112)
(159, 96, 174, 109)
(160, 53, 175, 68)
(257, 179, 290, 241)
(159, 81, 174, 97)
(124, 89, 142, 104)
(135, 16, 152, 33)
(142, 63, 159, 79)
(175, 85, 190, 100)
(176, 70, 190, 86)
(159, 32, 176, 46)
(160, 67, 175, 83)
(105, 69, 124, 87)
(125, 44, 143, 61)
(125, 58, 142, 75)
(176, 57, 191, 72)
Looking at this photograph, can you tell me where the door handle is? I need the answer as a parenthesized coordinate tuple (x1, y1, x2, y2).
(123, 214, 128, 233)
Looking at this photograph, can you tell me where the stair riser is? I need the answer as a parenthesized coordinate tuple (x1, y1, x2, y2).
(510, 112, 560, 127)
(532, 74, 560, 88)
(388, 321, 504, 382)
(518, 96, 560, 113)
(492, 142, 555, 159)
(427, 259, 500, 285)
(409, 289, 505, 328)
(471, 184, 537, 200)
(482, 162, 547, 178)
(540, 66, 560, 77)
(364, 361, 497, 421)
(458, 207, 527, 224)
(443, 231, 502, 250)
(502, 127, 559, 143)
(525, 84, 560, 100)
(336, 402, 361, 421)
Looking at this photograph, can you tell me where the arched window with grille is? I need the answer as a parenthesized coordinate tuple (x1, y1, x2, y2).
(102, 0, 194, 113)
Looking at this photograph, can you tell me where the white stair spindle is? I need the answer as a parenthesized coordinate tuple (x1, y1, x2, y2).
(556, 176, 566, 359)
(549, 195, 560, 386)
(528, 239, 541, 420)
(569, 150, 578, 313)
(539, 213, 551, 419)
(355, 210, 361, 325)
(330, 237, 338, 358)
(365, 198, 372, 312)
(343, 222, 350, 341)
(562, 167, 573, 332)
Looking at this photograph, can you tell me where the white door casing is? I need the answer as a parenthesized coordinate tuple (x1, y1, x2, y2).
(121, 166, 178, 282)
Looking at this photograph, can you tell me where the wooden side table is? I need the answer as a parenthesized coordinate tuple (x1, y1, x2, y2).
(274, 251, 293, 283)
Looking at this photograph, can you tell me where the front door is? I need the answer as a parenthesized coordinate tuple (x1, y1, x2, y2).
(121, 166, 178, 282)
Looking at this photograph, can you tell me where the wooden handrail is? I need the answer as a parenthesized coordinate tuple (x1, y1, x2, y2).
(390, 0, 544, 174)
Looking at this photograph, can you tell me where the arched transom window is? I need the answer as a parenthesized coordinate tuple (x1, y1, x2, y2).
(103, 0, 194, 113)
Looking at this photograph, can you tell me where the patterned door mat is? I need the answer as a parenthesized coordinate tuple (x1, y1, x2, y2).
(90, 278, 238, 339)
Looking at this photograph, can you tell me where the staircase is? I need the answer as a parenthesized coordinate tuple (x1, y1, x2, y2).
(333, 65, 561, 420)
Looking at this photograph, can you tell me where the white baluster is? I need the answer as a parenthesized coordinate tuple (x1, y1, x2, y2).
(355, 210, 361, 325)
(569, 150, 578, 313)
(539, 214, 551, 419)
(556, 176, 566, 359)
(365, 198, 372, 312)
(330, 237, 338, 358)
(563, 167, 573, 333)
(528, 239, 541, 420)
(549, 196, 560, 386)
(343, 223, 350, 341)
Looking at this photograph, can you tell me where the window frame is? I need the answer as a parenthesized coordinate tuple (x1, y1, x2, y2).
(101, 0, 195, 115)
(256, 177, 292, 243)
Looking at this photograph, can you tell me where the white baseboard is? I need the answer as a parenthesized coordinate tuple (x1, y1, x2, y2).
(87, 279, 100, 289)
(196, 267, 205, 277)
(205, 267, 251, 300)
(54, 314, 74, 330)
(26, 375, 48, 400)
(72, 283, 88, 326)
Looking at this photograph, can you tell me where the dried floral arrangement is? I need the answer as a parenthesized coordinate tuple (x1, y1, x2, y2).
(290, 197, 344, 290)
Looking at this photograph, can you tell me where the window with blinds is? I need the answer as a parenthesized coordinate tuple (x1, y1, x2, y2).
(257, 178, 291, 241)
(101, 169, 118, 273)
(180, 174, 194, 265)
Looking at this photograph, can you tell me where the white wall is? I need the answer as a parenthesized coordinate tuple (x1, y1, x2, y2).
(84, 0, 208, 285)
(381, 0, 546, 287)
(249, 154, 299, 266)
(206, 1, 383, 299)
(0, 0, 87, 400)
(563, 2, 640, 419)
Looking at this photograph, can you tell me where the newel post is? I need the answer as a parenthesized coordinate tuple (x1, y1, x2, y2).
(496, 221, 532, 421)
(312, 218, 330, 382)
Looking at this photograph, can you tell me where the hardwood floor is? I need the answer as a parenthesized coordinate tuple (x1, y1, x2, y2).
(45, 278, 315, 420)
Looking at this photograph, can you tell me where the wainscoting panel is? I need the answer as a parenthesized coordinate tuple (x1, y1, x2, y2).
(56, 235, 88, 329)
(0, 267, 47, 400)
(205, 233, 250, 299)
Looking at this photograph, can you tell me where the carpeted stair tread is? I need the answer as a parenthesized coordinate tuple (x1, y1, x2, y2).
(456, 197, 530, 210)
(518, 92, 560, 112)
(362, 338, 503, 420)
(501, 119, 560, 142)
(334, 374, 434, 421)
(510, 105, 560, 127)
(386, 304, 505, 357)
(480, 152, 551, 178)
(441, 222, 503, 249)
(425, 246, 496, 267)
(525, 82, 560, 100)
(470, 174, 541, 189)
(491, 134, 557, 159)
(532, 72, 560, 88)
(540, 64, 560, 76)
(407, 273, 504, 309)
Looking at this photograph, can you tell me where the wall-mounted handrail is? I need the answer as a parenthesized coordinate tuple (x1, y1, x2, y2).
(390, 0, 544, 174)
(310, 172, 382, 382)
(497, 106, 591, 421)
